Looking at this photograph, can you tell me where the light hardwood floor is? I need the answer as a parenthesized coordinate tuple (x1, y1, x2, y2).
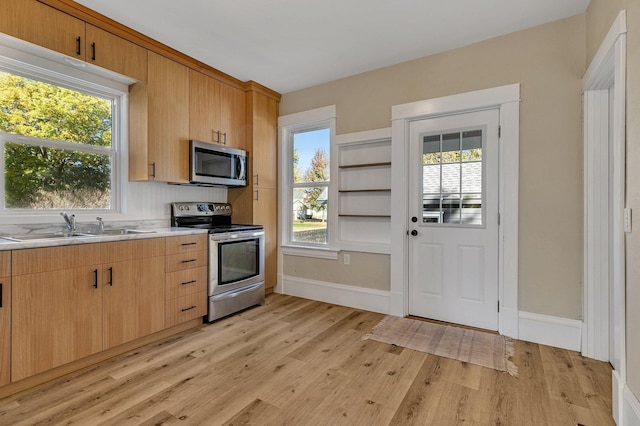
(0, 294, 614, 425)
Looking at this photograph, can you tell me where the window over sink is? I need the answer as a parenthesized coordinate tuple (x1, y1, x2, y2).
(0, 37, 128, 216)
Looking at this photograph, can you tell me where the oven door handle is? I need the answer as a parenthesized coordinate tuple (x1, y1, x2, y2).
(210, 282, 264, 300)
(210, 232, 264, 243)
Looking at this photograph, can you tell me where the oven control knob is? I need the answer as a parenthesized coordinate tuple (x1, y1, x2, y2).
(185, 206, 190, 211)
(215, 206, 221, 211)
(179, 206, 184, 210)
(225, 206, 230, 211)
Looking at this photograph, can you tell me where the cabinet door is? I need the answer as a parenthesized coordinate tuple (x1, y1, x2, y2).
(12, 266, 103, 381)
(254, 187, 278, 290)
(147, 52, 189, 183)
(189, 70, 221, 144)
(220, 83, 247, 150)
(251, 94, 278, 189)
(103, 256, 165, 349)
(0, 276, 10, 386)
(85, 24, 147, 82)
(0, 0, 85, 60)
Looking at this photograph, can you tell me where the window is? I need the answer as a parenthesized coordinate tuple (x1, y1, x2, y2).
(280, 106, 336, 250)
(422, 129, 484, 225)
(0, 36, 129, 217)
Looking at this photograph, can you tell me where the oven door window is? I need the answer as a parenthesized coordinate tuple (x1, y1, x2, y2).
(219, 238, 260, 284)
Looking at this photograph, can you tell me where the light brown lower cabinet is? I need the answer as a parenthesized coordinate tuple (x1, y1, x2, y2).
(0, 251, 12, 387)
(12, 266, 103, 382)
(165, 235, 208, 327)
(11, 239, 167, 382)
(165, 291, 207, 328)
(102, 256, 165, 349)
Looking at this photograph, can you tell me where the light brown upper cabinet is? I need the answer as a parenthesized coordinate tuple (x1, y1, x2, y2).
(220, 83, 247, 150)
(251, 93, 278, 190)
(189, 70, 246, 149)
(134, 51, 189, 183)
(189, 70, 221, 144)
(0, 1, 147, 82)
(0, 0, 86, 60)
(85, 24, 147, 82)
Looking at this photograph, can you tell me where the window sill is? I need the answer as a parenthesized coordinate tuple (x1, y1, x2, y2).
(281, 245, 339, 260)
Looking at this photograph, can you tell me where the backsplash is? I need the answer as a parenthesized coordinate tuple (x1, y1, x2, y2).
(0, 181, 227, 236)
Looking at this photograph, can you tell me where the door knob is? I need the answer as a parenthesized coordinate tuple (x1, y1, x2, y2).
(410, 230, 418, 236)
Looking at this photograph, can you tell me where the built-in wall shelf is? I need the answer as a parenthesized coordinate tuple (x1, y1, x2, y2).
(338, 214, 391, 218)
(338, 189, 391, 193)
(338, 162, 392, 169)
(334, 128, 392, 254)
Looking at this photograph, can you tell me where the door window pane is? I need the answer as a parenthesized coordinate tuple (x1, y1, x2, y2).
(421, 129, 484, 226)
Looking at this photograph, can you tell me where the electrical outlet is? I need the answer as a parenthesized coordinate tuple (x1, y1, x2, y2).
(343, 254, 350, 265)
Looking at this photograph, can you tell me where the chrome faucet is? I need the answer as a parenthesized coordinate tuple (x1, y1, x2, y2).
(60, 212, 76, 233)
(96, 216, 104, 233)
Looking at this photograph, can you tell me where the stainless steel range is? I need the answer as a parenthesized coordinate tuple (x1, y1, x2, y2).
(171, 202, 265, 321)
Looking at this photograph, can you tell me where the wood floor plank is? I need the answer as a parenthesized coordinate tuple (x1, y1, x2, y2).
(222, 398, 282, 426)
(0, 294, 615, 425)
(388, 355, 447, 425)
(539, 344, 592, 409)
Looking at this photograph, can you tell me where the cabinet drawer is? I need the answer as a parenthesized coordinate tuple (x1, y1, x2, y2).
(166, 234, 207, 254)
(165, 250, 207, 273)
(166, 266, 207, 300)
(165, 291, 207, 327)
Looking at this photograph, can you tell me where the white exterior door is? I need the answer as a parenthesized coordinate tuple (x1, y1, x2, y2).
(408, 109, 500, 330)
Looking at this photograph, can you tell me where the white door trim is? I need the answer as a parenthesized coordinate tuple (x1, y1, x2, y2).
(390, 84, 520, 337)
(582, 9, 627, 425)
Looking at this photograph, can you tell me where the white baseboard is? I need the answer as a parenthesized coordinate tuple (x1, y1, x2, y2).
(278, 276, 390, 314)
(624, 385, 640, 426)
(518, 311, 582, 351)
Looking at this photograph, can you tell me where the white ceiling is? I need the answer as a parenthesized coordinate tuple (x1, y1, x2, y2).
(75, 0, 590, 94)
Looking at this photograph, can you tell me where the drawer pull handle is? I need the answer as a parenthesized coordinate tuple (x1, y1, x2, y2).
(0, 282, 3, 307)
(181, 242, 197, 246)
(76, 36, 81, 55)
(181, 305, 197, 312)
(93, 269, 98, 289)
(181, 259, 197, 264)
(107, 267, 113, 286)
(91, 42, 96, 61)
(181, 280, 197, 286)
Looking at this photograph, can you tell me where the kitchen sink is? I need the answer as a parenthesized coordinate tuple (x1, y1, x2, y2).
(0, 229, 156, 242)
(1, 232, 97, 241)
(86, 228, 156, 236)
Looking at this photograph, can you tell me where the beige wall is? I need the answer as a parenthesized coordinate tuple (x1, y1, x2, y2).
(587, 0, 640, 402)
(283, 251, 389, 291)
(282, 15, 586, 320)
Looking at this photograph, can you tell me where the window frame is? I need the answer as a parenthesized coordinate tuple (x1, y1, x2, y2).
(279, 105, 337, 257)
(0, 35, 130, 221)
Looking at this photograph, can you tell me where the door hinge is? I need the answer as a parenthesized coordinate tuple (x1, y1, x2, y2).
(498, 213, 501, 226)
(498, 125, 501, 138)
(497, 300, 500, 312)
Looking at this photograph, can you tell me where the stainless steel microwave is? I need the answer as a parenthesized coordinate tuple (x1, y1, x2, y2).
(189, 140, 247, 187)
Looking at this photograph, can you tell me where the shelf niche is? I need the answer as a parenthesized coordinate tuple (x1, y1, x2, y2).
(335, 128, 391, 254)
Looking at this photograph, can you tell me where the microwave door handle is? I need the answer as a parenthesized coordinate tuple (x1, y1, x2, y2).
(237, 156, 246, 180)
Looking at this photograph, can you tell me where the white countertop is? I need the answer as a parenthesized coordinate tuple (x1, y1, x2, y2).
(0, 227, 208, 251)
